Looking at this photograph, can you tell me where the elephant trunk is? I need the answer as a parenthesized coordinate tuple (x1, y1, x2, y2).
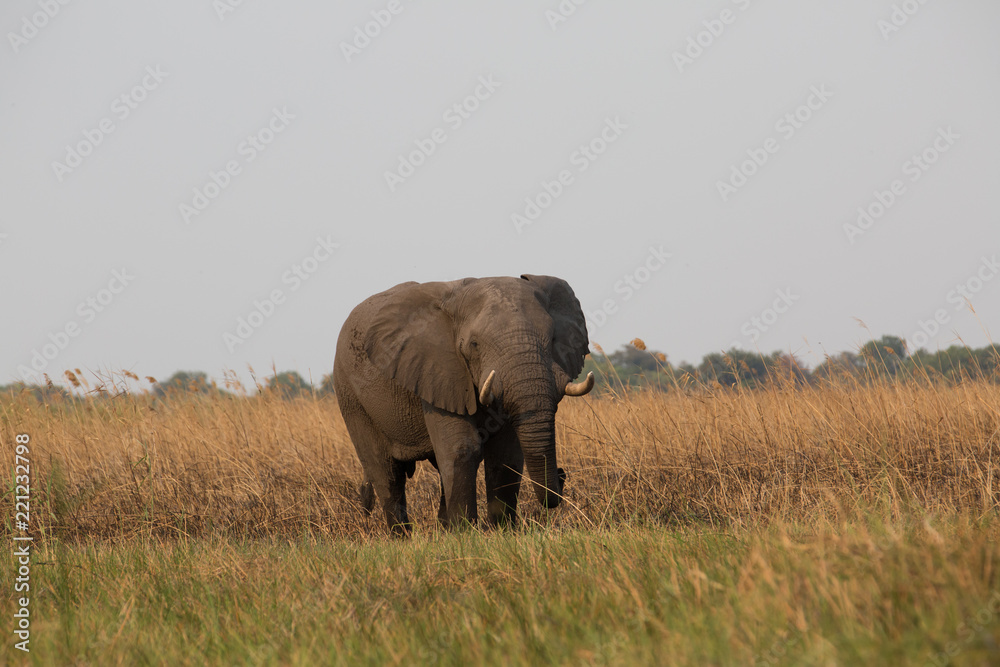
(492, 333, 563, 508)
(514, 411, 562, 508)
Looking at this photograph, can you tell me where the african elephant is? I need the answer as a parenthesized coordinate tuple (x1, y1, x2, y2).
(333, 274, 594, 534)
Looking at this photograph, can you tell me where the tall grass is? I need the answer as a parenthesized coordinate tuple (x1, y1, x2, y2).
(1, 369, 998, 539)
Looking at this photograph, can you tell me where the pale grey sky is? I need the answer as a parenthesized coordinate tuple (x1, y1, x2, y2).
(3, 1, 998, 388)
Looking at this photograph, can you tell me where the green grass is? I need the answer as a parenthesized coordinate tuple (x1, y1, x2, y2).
(4, 512, 1000, 666)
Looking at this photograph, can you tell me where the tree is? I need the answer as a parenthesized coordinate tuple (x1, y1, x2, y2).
(606, 342, 666, 372)
(265, 371, 313, 398)
(904, 344, 1000, 382)
(859, 335, 907, 376)
(814, 351, 864, 381)
(676, 362, 698, 383)
(584, 341, 673, 392)
(0, 382, 71, 402)
(771, 353, 811, 385)
(154, 371, 213, 396)
(697, 349, 775, 388)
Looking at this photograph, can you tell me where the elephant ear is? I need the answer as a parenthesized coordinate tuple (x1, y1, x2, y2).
(364, 281, 477, 415)
(520, 274, 590, 380)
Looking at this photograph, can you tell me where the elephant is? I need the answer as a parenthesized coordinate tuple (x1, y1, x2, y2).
(332, 274, 594, 534)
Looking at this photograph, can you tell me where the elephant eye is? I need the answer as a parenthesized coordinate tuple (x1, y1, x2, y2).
(470, 340, 479, 349)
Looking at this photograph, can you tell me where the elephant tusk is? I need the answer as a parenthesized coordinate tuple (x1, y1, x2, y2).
(479, 369, 496, 405)
(564, 372, 594, 397)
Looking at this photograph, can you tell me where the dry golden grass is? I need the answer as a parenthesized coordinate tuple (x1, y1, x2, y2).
(3, 373, 998, 540)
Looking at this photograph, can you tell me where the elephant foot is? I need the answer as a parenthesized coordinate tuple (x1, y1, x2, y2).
(445, 515, 479, 532)
(485, 499, 518, 530)
(388, 521, 412, 538)
(383, 495, 411, 537)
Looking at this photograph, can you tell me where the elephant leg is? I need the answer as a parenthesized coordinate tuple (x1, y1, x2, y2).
(484, 424, 524, 528)
(422, 402, 482, 528)
(427, 456, 448, 527)
(437, 480, 448, 526)
(381, 459, 411, 537)
(340, 403, 411, 535)
(360, 476, 375, 516)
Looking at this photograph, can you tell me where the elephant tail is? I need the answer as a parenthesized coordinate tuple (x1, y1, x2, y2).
(359, 477, 375, 516)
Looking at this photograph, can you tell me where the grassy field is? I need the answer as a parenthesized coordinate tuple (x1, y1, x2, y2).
(3, 371, 1000, 665)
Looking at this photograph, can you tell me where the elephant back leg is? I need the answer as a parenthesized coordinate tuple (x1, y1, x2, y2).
(340, 403, 412, 535)
(484, 423, 524, 528)
(380, 460, 412, 536)
(359, 477, 375, 516)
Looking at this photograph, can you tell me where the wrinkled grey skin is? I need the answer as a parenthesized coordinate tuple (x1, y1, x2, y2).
(333, 274, 591, 535)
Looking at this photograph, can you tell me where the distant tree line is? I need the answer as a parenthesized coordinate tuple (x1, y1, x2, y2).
(3, 336, 1000, 401)
(582, 336, 1000, 391)
(0, 369, 334, 402)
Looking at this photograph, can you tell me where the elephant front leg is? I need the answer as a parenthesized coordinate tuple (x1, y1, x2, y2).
(422, 402, 483, 528)
(427, 456, 449, 527)
(484, 423, 524, 528)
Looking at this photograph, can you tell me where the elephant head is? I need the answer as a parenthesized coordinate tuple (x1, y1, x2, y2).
(363, 274, 593, 508)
